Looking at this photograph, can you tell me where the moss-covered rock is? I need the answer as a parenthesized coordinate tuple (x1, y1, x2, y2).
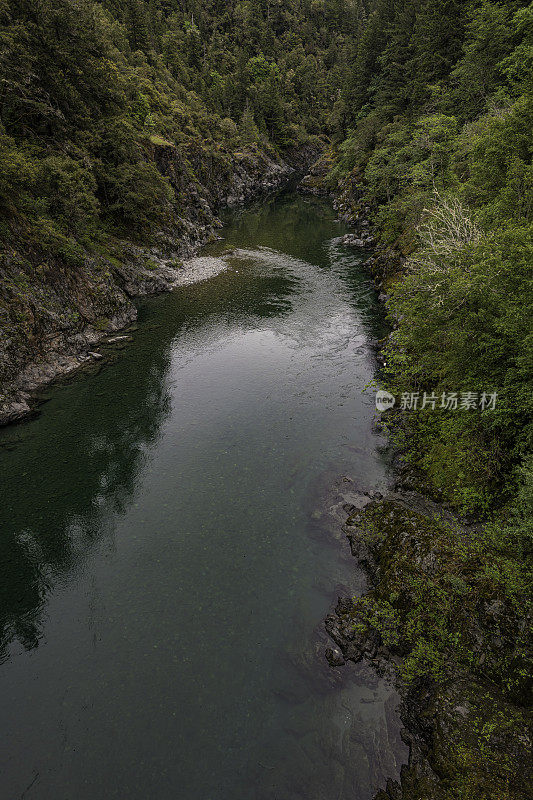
(326, 494, 533, 800)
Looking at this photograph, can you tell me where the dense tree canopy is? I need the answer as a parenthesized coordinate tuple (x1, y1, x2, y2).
(324, 0, 532, 515)
(0, 0, 355, 246)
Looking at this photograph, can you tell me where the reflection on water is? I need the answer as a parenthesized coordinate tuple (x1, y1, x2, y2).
(0, 190, 405, 799)
(0, 351, 170, 662)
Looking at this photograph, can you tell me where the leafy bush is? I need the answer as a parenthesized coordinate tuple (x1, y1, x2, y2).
(37, 156, 99, 232)
(103, 161, 174, 234)
(383, 202, 532, 511)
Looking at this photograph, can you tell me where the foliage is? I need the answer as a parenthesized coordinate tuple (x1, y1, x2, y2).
(349, 495, 532, 702)
(384, 206, 532, 512)
(327, 0, 533, 516)
(0, 2, 531, 795)
(0, 0, 356, 251)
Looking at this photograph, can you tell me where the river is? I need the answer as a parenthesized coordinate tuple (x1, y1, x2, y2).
(0, 190, 407, 799)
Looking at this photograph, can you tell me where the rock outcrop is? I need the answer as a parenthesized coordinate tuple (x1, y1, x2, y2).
(0, 146, 294, 425)
(325, 491, 533, 800)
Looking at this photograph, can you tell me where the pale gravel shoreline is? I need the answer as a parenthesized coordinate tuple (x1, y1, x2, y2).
(172, 255, 230, 287)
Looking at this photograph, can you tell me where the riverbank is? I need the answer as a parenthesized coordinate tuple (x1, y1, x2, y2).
(0, 146, 298, 425)
(304, 152, 533, 799)
(324, 481, 532, 800)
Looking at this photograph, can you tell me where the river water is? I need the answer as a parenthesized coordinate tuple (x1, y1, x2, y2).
(0, 190, 406, 799)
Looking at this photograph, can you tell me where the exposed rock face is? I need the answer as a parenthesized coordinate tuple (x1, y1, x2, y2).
(0, 146, 295, 425)
(324, 646, 346, 667)
(0, 256, 139, 424)
(298, 150, 335, 195)
(223, 149, 294, 206)
(325, 491, 533, 800)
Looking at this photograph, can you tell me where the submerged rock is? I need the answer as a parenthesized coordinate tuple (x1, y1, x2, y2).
(325, 647, 346, 667)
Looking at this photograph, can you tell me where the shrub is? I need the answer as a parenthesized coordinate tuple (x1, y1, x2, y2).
(104, 161, 174, 234)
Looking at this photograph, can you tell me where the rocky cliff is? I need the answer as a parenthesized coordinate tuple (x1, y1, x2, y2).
(0, 145, 293, 425)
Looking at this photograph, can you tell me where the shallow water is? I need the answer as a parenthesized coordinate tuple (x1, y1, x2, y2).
(0, 190, 406, 799)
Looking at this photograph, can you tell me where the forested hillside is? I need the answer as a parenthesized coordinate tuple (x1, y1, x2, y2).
(0, 0, 352, 247)
(322, 0, 532, 517)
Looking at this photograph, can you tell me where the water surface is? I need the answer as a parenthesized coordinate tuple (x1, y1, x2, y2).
(0, 191, 406, 799)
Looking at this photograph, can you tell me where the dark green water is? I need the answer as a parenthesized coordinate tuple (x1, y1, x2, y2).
(0, 191, 406, 799)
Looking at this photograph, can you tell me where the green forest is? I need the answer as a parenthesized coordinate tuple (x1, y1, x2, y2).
(0, 0, 351, 243)
(0, 1, 532, 798)
(329, 0, 532, 516)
